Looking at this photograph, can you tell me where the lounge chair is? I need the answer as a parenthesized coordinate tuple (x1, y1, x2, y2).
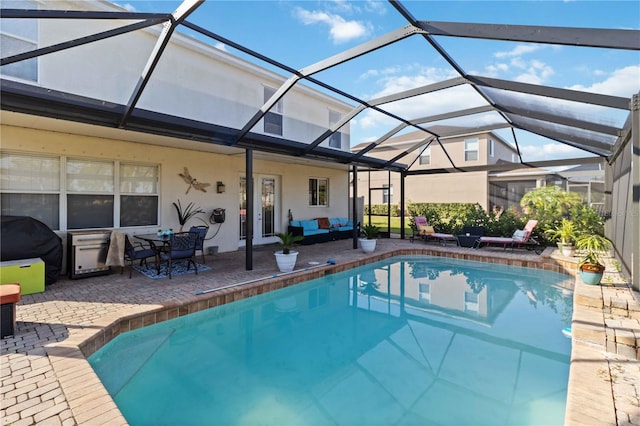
(411, 216, 458, 246)
(474, 220, 543, 254)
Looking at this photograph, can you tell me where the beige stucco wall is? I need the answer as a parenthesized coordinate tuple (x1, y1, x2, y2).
(1, 125, 351, 254)
(360, 170, 489, 210)
(35, 0, 351, 149)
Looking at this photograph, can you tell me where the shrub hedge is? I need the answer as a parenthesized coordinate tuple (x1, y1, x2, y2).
(364, 192, 604, 246)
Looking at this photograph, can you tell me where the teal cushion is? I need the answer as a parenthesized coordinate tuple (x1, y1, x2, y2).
(290, 220, 301, 227)
(300, 220, 319, 231)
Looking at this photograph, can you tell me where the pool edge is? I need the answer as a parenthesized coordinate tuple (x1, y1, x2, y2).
(52, 247, 586, 425)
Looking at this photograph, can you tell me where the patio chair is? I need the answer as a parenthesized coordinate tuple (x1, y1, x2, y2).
(189, 225, 209, 264)
(123, 234, 157, 278)
(156, 231, 199, 279)
(410, 216, 458, 246)
(474, 220, 543, 254)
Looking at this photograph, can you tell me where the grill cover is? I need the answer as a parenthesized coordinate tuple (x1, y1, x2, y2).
(0, 216, 63, 285)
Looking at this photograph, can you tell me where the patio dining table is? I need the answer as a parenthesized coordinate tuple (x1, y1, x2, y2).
(134, 233, 173, 274)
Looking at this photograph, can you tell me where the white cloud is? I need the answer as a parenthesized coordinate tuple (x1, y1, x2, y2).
(519, 143, 585, 162)
(514, 60, 554, 84)
(293, 7, 371, 44)
(567, 65, 640, 97)
(364, 1, 387, 15)
(114, 3, 136, 12)
(214, 42, 227, 52)
(494, 44, 541, 58)
(353, 67, 474, 132)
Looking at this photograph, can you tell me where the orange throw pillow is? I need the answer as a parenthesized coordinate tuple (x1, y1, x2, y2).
(317, 217, 330, 229)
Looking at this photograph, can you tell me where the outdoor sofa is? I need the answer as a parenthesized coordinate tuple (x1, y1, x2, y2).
(288, 217, 357, 245)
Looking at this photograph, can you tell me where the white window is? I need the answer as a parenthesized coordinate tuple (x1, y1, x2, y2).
(309, 178, 328, 207)
(119, 163, 159, 227)
(1, 153, 60, 229)
(419, 282, 431, 303)
(419, 146, 431, 165)
(464, 138, 479, 161)
(1, 152, 159, 230)
(328, 109, 342, 149)
(464, 291, 479, 312)
(489, 139, 494, 157)
(382, 184, 393, 204)
(263, 86, 283, 135)
(66, 158, 115, 229)
(0, 1, 38, 82)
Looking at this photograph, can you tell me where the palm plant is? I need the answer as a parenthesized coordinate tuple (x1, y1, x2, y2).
(544, 218, 577, 245)
(361, 223, 380, 239)
(575, 234, 611, 268)
(275, 232, 303, 254)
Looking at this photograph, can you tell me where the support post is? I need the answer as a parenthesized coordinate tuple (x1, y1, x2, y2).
(387, 170, 391, 237)
(632, 94, 639, 291)
(400, 171, 406, 239)
(246, 148, 253, 270)
(352, 165, 358, 249)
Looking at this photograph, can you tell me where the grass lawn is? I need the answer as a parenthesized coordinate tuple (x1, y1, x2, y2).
(364, 215, 413, 235)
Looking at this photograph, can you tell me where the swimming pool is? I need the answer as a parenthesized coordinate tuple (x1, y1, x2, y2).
(89, 255, 574, 425)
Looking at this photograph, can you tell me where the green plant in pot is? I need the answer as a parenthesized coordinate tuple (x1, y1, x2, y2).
(544, 218, 577, 257)
(359, 224, 379, 253)
(575, 233, 611, 285)
(274, 232, 304, 272)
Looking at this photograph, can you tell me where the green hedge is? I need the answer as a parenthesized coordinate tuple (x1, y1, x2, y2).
(363, 204, 401, 217)
(365, 195, 603, 246)
(406, 202, 525, 237)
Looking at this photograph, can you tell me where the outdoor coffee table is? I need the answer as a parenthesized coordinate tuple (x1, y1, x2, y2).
(457, 233, 480, 248)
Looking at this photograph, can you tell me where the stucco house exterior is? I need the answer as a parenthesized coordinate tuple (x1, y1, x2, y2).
(352, 128, 607, 213)
(0, 0, 357, 266)
(352, 128, 521, 211)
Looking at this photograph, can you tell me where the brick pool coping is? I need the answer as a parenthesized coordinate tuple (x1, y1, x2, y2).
(5, 242, 637, 425)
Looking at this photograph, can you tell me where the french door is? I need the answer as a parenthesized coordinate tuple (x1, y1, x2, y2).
(239, 174, 281, 246)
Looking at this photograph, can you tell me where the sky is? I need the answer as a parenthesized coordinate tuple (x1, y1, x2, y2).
(116, 0, 640, 162)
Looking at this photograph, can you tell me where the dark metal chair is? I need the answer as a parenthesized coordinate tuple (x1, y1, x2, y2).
(189, 225, 209, 264)
(156, 232, 199, 279)
(123, 235, 156, 278)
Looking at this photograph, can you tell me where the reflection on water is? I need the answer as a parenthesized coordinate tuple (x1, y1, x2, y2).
(90, 255, 573, 426)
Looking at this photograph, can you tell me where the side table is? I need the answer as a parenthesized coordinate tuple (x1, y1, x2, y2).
(457, 234, 479, 248)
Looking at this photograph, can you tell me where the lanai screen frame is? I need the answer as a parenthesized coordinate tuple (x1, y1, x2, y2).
(0, 0, 638, 283)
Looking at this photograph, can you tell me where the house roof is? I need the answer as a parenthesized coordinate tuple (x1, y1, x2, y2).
(1, 0, 637, 175)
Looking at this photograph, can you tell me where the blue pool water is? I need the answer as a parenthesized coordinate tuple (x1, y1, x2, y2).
(89, 256, 574, 425)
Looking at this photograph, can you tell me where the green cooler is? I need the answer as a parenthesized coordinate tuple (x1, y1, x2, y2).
(0, 258, 45, 295)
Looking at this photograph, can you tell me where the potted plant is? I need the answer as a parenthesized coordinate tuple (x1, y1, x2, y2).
(359, 223, 380, 253)
(274, 232, 304, 272)
(544, 218, 577, 257)
(575, 233, 611, 285)
(173, 199, 204, 232)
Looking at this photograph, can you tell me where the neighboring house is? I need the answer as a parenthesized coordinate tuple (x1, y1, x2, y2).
(0, 0, 354, 263)
(352, 128, 519, 211)
(353, 128, 607, 213)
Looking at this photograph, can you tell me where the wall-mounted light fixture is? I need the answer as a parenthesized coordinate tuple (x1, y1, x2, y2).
(216, 181, 226, 194)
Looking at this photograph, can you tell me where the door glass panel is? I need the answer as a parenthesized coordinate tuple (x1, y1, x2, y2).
(262, 178, 275, 238)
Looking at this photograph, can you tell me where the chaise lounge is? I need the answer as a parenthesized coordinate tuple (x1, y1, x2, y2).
(474, 220, 543, 254)
(411, 216, 459, 246)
